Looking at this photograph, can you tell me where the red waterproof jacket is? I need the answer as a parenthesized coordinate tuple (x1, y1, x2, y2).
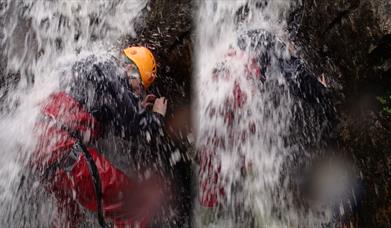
(198, 50, 261, 208)
(32, 55, 165, 227)
(198, 30, 330, 208)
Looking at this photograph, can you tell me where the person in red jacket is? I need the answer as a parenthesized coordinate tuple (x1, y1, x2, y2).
(197, 30, 332, 224)
(198, 48, 262, 210)
(32, 46, 169, 227)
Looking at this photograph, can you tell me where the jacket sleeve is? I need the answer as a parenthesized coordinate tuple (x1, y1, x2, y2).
(131, 102, 165, 137)
(87, 61, 165, 139)
(284, 57, 332, 103)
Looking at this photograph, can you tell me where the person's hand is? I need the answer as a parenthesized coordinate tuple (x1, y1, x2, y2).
(317, 73, 328, 88)
(141, 94, 157, 109)
(153, 97, 168, 117)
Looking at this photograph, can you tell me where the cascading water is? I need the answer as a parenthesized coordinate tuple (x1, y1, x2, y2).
(0, 0, 147, 226)
(194, 1, 337, 227)
(0, 0, 358, 227)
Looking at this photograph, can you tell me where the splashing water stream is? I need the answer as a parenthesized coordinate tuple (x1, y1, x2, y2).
(194, 0, 335, 227)
(0, 0, 352, 227)
(0, 0, 147, 226)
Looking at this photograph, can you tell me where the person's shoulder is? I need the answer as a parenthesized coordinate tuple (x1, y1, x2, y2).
(72, 54, 124, 79)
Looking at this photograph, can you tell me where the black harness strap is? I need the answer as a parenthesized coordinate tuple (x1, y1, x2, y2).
(72, 140, 108, 228)
(40, 115, 109, 228)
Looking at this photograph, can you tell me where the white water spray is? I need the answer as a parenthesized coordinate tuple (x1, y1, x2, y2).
(0, 0, 147, 226)
(194, 1, 333, 227)
(0, 0, 349, 226)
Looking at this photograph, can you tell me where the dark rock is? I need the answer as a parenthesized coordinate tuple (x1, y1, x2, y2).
(125, 0, 193, 109)
(292, 0, 391, 226)
(123, 1, 194, 227)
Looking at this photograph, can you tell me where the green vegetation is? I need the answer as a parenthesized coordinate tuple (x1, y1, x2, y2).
(377, 92, 391, 116)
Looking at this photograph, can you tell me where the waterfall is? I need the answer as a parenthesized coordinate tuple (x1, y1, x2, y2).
(0, 0, 147, 226)
(194, 1, 335, 227)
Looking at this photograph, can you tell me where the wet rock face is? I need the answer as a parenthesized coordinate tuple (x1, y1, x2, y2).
(143, 0, 390, 226)
(126, 0, 193, 142)
(293, 0, 391, 226)
(128, 0, 192, 108)
(294, 0, 390, 92)
(127, 1, 194, 226)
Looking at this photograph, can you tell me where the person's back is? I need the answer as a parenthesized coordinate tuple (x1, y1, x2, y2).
(197, 29, 333, 224)
(32, 52, 168, 227)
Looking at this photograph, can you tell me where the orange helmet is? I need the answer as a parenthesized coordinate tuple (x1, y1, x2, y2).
(123, 46, 157, 88)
